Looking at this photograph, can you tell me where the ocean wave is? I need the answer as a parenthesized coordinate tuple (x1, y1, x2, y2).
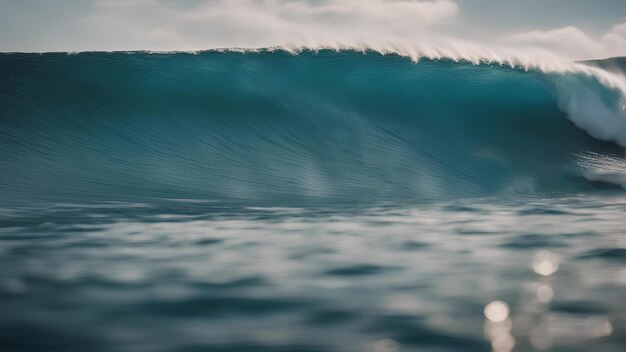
(1, 50, 625, 204)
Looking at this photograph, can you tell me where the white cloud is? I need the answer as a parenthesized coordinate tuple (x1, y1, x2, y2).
(81, 0, 459, 50)
(3, 0, 626, 63)
(76, 1, 626, 61)
(601, 23, 626, 57)
(506, 23, 626, 60)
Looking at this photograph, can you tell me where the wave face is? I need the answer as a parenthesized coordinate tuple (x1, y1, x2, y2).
(1, 50, 625, 205)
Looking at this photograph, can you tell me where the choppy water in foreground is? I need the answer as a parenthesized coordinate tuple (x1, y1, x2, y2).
(1, 197, 624, 352)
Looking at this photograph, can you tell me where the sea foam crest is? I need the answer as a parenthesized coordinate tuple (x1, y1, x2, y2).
(216, 39, 626, 97)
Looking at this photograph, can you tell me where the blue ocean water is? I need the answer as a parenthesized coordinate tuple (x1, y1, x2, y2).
(0, 51, 625, 351)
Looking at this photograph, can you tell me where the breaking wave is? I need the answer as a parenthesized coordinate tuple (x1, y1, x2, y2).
(1, 49, 625, 205)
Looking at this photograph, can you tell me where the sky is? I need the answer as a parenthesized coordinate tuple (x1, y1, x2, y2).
(0, 0, 625, 60)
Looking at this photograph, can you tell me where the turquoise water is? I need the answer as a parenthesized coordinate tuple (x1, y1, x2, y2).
(0, 51, 625, 351)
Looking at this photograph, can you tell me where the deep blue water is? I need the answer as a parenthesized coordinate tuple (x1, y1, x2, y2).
(0, 51, 625, 351)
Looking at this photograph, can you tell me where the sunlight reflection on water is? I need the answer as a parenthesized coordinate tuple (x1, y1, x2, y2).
(0, 196, 624, 351)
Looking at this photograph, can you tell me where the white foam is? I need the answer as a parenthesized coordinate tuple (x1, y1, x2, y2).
(210, 39, 626, 97)
(576, 152, 626, 188)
